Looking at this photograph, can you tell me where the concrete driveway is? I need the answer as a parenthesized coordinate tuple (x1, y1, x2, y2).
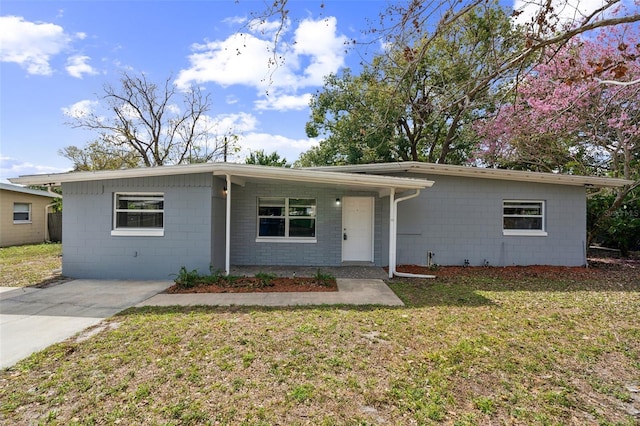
(0, 280, 172, 369)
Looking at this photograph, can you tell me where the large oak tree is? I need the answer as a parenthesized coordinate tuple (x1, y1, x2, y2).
(299, 1, 523, 166)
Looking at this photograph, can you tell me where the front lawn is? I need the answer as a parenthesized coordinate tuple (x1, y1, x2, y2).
(1, 265, 638, 424)
(0, 243, 62, 287)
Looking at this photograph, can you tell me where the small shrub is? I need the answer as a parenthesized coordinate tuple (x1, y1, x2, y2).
(313, 269, 335, 287)
(255, 272, 277, 287)
(174, 267, 201, 289)
(207, 266, 225, 282)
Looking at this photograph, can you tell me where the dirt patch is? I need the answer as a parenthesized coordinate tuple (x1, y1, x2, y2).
(166, 276, 338, 294)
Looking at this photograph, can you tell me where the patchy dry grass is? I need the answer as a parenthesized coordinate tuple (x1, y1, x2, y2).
(1, 266, 639, 425)
(0, 243, 62, 287)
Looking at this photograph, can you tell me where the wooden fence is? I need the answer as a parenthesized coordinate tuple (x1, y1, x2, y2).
(48, 212, 62, 242)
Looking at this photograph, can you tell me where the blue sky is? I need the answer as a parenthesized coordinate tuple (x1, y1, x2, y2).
(0, 0, 620, 182)
(1, 0, 390, 181)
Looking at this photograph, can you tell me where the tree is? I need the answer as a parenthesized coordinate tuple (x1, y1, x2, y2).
(300, 1, 523, 166)
(64, 72, 233, 168)
(59, 141, 141, 171)
(251, 0, 640, 115)
(475, 26, 640, 246)
(245, 149, 290, 167)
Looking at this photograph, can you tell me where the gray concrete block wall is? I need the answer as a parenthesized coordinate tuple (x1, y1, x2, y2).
(230, 181, 382, 266)
(62, 174, 213, 279)
(394, 174, 587, 267)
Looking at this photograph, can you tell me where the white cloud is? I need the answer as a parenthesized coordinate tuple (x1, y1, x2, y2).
(234, 133, 318, 163)
(0, 16, 74, 75)
(0, 156, 70, 180)
(166, 104, 181, 115)
(61, 99, 98, 118)
(176, 16, 347, 94)
(292, 17, 347, 86)
(187, 112, 314, 162)
(212, 112, 258, 133)
(247, 17, 288, 38)
(175, 32, 277, 91)
(65, 55, 98, 78)
(225, 94, 239, 105)
(223, 16, 248, 26)
(254, 92, 312, 111)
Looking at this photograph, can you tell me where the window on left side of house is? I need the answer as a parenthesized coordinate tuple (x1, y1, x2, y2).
(13, 203, 31, 223)
(111, 193, 164, 236)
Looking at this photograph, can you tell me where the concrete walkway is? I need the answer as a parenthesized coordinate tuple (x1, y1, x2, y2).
(138, 278, 404, 308)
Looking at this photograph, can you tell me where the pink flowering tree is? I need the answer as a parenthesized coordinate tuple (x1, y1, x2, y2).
(475, 25, 640, 246)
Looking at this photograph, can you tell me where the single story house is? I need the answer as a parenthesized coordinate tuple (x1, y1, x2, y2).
(9, 162, 630, 280)
(0, 183, 61, 247)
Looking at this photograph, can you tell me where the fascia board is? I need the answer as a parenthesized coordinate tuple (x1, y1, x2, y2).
(310, 162, 633, 188)
(0, 183, 61, 198)
(212, 167, 433, 190)
(9, 162, 434, 191)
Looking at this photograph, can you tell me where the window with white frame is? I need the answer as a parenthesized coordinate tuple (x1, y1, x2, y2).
(503, 200, 547, 236)
(257, 197, 316, 241)
(13, 203, 31, 223)
(112, 193, 164, 236)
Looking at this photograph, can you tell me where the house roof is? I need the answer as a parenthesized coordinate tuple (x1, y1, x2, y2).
(308, 162, 632, 188)
(0, 182, 61, 198)
(8, 163, 434, 194)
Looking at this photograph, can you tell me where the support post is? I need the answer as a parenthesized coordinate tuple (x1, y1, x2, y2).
(225, 174, 231, 276)
(388, 188, 396, 279)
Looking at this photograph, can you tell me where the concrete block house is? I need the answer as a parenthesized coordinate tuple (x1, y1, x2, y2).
(9, 162, 629, 280)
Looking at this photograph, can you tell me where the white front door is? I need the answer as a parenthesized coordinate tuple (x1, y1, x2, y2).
(342, 196, 374, 262)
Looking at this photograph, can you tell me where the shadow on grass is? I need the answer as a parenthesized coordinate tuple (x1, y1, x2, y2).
(387, 280, 497, 307)
(386, 266, 640, 307)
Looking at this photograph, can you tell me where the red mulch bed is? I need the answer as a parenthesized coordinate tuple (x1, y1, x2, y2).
(166, 277, 338, 294)
(394, 256, 639, 281)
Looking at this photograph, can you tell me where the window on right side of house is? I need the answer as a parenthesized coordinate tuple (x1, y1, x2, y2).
(503, 200, 547, 236)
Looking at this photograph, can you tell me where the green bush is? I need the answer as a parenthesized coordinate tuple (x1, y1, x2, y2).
(313, 269, 335, 287)
(255, 272, 277, 287)
(174, 267, 201, 289)
(588, 190, 640, 256)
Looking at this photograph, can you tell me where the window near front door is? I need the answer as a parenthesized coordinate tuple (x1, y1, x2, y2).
(13, 203, 31, 223)
(503, 200, 547, 236)
(257, 197, 316, 241)
(112, 193, 164, 236)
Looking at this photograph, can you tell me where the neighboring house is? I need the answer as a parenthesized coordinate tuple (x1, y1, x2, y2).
(0, 183, 61, 247)
(9, 162, 630, 280)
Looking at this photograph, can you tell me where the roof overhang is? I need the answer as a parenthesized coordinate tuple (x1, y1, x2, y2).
(308, 162, 632, 188)
(8, 163, 433, 195)
(0, 182, 61, 198)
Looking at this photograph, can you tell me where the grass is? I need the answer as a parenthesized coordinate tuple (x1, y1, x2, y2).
(0, 243, 62, 287)
(0, 267, 639, 424)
